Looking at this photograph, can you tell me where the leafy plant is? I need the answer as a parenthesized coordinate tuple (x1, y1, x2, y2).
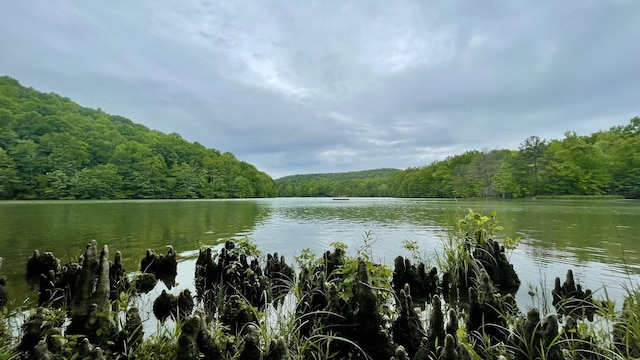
(356, 230, 377, 259)
(329, 241, 348, 252)
(457, 208, 502, 246)
(294, 248, 318, 270)
(332, 239, 395, 322)
(131, 332, 178, 360)
(335, 257, 392, 304)
(231, 236, 262, 259)
(455, 207, 521, 251)
(402, 239, 431, 266)
(435, 228, 478, 292)
(437, 208, 522, 292)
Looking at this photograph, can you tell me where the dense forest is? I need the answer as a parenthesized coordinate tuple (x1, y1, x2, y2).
(275, 168, 400, 197)
(2, 75, 638, 200)
(275, 119, 640, 199)
(389, 118, 640, 198)
(0, 76, 276, 199)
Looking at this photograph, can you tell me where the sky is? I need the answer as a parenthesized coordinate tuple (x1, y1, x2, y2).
(1, 1, 639, 179)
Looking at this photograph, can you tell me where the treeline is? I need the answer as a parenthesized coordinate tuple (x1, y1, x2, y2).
(0, 76, 276, 199)
(276, 168, 400, 197)
(390, 118, 640, 198)
(275, 118, 640, 199)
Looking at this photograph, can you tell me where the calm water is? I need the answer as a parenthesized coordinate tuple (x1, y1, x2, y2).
(1, 198, 639, 313)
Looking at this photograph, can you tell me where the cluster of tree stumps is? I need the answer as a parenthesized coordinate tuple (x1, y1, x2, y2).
(0, 237, 636, 359)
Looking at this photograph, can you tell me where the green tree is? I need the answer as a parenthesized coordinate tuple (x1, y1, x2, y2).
(620, 116, 640, 137)
(171, 163, 203, 198)
(518, 136, 548, 196)
(12, 111, 47, 140)
(542, 132, 610, 195)
(111, 141, 171, 198)
(0, 108, 14, 129)
(276, 169, 399, 197)
(448, 151, 483, 198)
(0, 77, 275, 198)
(41, 169, 71, 199)
(70, 164, 123, 199)
(76, 116, 123, 165)
(0, 148, 20, 198)
(228, 176, 253, 198)
(0, 128, 19, 151)
(9, 139, 44, 198)
(39, 133, 90, 175)
(608, 135, 640, 197)
(469, 149, 509, 197)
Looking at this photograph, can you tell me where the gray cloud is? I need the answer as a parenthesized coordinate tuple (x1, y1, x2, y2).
(1, 0, 638, 178)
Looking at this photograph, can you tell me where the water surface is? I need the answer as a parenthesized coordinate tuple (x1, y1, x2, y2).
(1, 197, 639, 313)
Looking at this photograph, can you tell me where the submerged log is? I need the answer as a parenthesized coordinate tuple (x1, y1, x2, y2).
(264, 252, 294, 302)
(17, 307, 47, 354)
(133, 272, 157, 293)
(195, 242, 269, 312)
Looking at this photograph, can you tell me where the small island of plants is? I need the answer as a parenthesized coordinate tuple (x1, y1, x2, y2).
(0, 209, 638, 359)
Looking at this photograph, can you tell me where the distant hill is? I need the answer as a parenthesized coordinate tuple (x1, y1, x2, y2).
(0, 76, 276, 199)
(275, 168, 401, 197)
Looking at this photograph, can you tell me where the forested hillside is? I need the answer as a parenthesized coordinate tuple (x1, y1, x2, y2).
(276, 168, 400, 197)
(0, 76, 276, 199)
(278, 118, 640, 199)
(389, 118, 640, 198)
(2, 75, 637, 200)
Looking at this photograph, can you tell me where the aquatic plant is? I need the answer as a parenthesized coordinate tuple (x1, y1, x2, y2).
(438, 208, 521, 297)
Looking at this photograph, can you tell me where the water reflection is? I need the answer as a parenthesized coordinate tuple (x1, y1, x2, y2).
(0, 200, 270, 298)
(0, 198, 639, 313)
(251, 198, 640, 308)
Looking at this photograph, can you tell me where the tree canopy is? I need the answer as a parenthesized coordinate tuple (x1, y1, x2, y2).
(389, 118, 640, 199)
(0, 76, 276, 199)
(280, 117, 640, 200)
(275, 168, 400, 197)
(2, 76, 637, 200)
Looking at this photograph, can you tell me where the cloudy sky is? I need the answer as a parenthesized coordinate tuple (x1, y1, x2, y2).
(1, 1, 639, 178)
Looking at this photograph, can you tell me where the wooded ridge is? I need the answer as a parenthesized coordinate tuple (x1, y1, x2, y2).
(275, 168, 400, 197)
(387, 119, 640, 199)
(276, 120, 640, 198)
(0, 76, 276, 199)
(2, 75, 638, 200)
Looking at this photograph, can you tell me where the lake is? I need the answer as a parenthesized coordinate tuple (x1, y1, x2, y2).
(1, 197, 639, 315)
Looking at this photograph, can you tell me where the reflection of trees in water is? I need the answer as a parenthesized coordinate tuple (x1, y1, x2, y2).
(0, 200, 271, 300)
(274, 198, 640, 269)
(1, 198, 639, 309)
(277, 200, 446, 227)
(504, 202, 640, 266)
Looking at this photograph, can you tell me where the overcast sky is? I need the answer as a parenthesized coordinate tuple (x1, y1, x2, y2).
(1, 1, 639, 178)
